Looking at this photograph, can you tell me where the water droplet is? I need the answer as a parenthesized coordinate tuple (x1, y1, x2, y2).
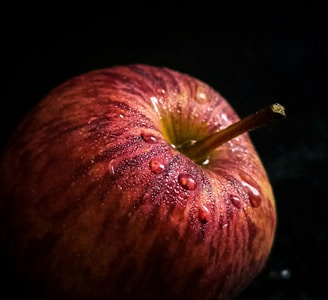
(229, 194, 242, 209)
(198, 204, 211, 224)
(141, 132, 157, 143)
(195, 86, 208, 104)
(198, 92, 207, 102)
(149, 158, 165, 174)
(178, 174, 197, 190)
(108, 159, 116, 175)
(150, 96, 161, 119)
(269, 268, 291, 280)
(221, 113, 229, 123)
(201, 157, 210, 166)
(248, 191, 262, 208)
(88, 117, 97, 124)
(240, 173, 262, 208)
(191, 112, 199, 119)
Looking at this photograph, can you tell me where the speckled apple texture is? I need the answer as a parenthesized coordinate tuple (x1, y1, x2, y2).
(0, 65, 276, 299)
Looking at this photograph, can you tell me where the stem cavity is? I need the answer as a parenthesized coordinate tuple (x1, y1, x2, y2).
(179, 103, 286, 163)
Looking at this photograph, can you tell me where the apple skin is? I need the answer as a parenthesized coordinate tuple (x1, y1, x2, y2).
(0, 65, 276, 299)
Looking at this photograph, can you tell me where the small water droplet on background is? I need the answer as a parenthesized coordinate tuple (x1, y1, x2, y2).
(269, 268, 291, 280)
(149, 159, 165, 174)
(178, 174, 197, 190)
(141, 132, 157, 143)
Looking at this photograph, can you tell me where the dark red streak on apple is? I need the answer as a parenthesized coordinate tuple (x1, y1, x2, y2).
(244, 210, 258, 252)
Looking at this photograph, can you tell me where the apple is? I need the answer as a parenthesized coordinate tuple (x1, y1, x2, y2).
(0, 64, 285, 299)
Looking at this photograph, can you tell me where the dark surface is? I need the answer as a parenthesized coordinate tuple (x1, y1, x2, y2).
(1, 2, 327, 299)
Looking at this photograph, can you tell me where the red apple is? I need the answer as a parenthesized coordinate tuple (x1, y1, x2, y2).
(0, 65, 285, 299)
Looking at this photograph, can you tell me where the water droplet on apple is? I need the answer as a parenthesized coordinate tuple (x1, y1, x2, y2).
(229, 194, 242, 209)
(191, 112, 199, 119)
(150, 96, 161, 119)
(108, 159, 116, 175)
(198, 204, 211, 224)
(221, 113, 229, 123)
(149, 158, 165, 174)
(178, 174, 197, 190)
(221, 223, 229, 229)
(247, 190, 262, 208)
(201, 157, 210, 166)
(195, 86, 208, 104)
(240, 173, 262, 208)
(88, 117, 97, 124)
(141, 132, 157, 143)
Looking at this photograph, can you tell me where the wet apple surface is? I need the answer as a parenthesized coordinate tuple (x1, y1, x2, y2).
(0, 65, 281, 299)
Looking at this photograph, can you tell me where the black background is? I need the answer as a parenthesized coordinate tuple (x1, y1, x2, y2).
(1, 1, 327, 299)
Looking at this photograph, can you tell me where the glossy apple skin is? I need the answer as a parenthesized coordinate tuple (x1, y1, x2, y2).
(0, 65, 276, 299)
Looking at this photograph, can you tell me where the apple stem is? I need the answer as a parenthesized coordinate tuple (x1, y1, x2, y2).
(180, 103, 286, 163)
